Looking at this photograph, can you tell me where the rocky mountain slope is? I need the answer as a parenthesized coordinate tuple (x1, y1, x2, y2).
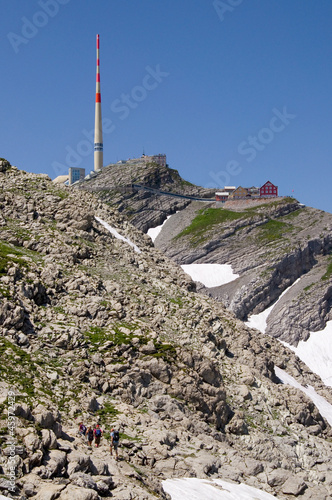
(78, 158, 215, 232)
(154, 197, 332, 346)
(1, 159, 332, 499)
(79, 161, 332, 346)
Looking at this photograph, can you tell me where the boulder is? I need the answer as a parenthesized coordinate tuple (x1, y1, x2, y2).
(238, 458, 264, 477)
(59, 484, 100, 500)
(140, 340, 157, 354)
(19, 472, 42, 497)
(32, 405, 58, 429)
(89, 457, 110, 476)
(41, 449, 67, 478)
(267, 468, 290, 487)
(14, 403, 32, 420)
(24, 432, 42, 453)
(70, 472, 98, 490)
(27, 450, 44, 470)
(227, 411, 248, 435)
(282, 476, 307, 496)
(41, 429, 58, 450)
(33, 483, 66, 500)
(0, 159, 11, 172)
(159, 430, 178, 449)
(67, 451, 91, 475)
(198, 361, 222, 386)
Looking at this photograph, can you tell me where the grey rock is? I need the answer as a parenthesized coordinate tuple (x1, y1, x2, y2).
(32, 405, 57, 429)
(70, 472, 98, 490)
(67, 451, 91, 475)
(267, 468, 289, 487)
(41, 449, 67, 477)
(89, 457, 109, 476)
(33, 483, 66, 499)
(282, 475, 307, 496)
(59, 484, 100, 500)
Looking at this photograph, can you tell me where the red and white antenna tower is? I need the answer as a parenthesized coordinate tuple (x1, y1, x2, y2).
(94, 34, 103, 172)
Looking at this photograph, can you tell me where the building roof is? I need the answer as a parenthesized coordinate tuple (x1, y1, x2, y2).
(261, 180, 277, 187)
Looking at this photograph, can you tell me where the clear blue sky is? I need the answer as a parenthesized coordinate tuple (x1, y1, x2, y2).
(2, 0, 332, 213)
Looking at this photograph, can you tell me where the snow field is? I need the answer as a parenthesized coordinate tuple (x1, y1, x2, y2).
(275, 367, 332, 426)
(245, 279, 300, 334)
(147, 219, 240, 288)
(283, 321, 332, 388)
(147, 215, 172, 242)
(181, 263, 239, 288)
(162, 477, 278, 500)
(95, 216, 141, 253)
(245, 279, 332, 389)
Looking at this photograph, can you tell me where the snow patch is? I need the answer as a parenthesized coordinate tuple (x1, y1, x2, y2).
(245, 302, 274, 334)
(282, 321, 332, 388)
(95, 217, 141, 253)
(245, 279, 332, 389)
(275, 367, 332, 426)
(162, 477, 278, 500)
(147, 215, 172, 242)
(181, 263, 239, 288)
(245, 279, 300, 333)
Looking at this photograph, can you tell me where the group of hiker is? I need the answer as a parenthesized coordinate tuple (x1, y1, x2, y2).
(79, 422, 120, 460)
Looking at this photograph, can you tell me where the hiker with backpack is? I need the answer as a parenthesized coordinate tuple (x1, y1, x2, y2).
(110, 428, 120, 460)
(87, 426, 94, 446)
(79, 422, 87, 440)
(93, 424, 103, 447)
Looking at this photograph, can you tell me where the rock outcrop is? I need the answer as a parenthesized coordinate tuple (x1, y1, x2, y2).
(0, 160, 332, 499)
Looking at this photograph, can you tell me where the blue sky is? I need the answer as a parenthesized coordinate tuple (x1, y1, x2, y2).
(2, 0, 332, 213)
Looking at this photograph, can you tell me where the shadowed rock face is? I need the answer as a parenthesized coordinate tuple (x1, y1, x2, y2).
(1, 161, 332, 499)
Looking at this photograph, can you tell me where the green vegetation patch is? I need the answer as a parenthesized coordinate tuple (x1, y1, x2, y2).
(282, 209, 303, 220)
(322, 255, 332, 281)
(169, 296, 183, 308)
(151, 341, 177, 362)
(0, 240, 41, 276)
(175, 207, 244, 244)
(256, 219, 292, 243)
(95, 401, 120, 424)
(84, 322, 148, 350)
(2, 219, 32, 241)
(0, 338, 38, 398)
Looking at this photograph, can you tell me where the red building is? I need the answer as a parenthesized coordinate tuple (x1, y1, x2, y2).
(215, 192, 229, 203)
(260, 181, 278, 198)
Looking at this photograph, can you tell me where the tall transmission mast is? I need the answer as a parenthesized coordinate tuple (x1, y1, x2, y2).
(94, 34, 103, 172)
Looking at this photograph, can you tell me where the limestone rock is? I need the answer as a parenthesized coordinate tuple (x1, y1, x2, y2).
(33, 483, 66, 500)
(282, 475, 307, 496)
(41, 449, 67, 478)
(32, 405, 58, 429)
(59, 484, 100, 500)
